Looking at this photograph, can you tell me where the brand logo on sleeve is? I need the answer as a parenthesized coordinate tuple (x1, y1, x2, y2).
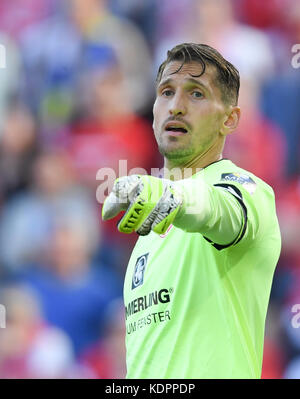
(132, 253, 149, 289)
(221, 173, 257, 194)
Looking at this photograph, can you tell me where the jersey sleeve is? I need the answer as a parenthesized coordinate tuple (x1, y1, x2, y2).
(203, 182, 248, 250)
(173, 169, 274, 250)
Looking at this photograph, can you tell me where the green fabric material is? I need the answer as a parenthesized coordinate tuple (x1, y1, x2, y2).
(124, 160, 281, 379)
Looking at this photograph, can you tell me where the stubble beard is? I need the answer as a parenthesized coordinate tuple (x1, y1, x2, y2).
(155, 126, 195, 162)
(158, 146, 194, 160)
(157, 140, 195, 160)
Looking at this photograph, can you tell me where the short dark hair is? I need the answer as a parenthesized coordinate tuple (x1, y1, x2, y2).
(156, 43, 240, 106)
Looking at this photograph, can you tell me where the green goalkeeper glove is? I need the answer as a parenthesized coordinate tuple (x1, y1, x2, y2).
(102, 175, 183, 236)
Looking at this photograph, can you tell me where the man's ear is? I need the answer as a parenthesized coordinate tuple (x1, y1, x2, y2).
(220, 106, 241, 136)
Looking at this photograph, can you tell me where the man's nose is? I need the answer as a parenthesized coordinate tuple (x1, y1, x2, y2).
(168, 93, 187, 116)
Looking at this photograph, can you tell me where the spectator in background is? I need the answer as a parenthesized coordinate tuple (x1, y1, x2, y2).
(109, 0, 157, 49)
(19, 0, 153, 140)
(277, 177, 300, 270)
(223, 77, 287, 192)
(20, 222, 122, 356)
(70, 52, 158, 187)
(0, 285, 75, 378)
(152, 0, 193, 46)
(260, 0, 300, 176)
(269, 173, 300, 379)
(189, 0, 275, 79)
(154, 0, 275, 84)
(80, 299, 126, 379)
(66, 0, 153, 112)
(261, 72, 300, 177)
(0, 104, 39, 204)
(0, 150, 99, 273)
(68, 52, 159, 275)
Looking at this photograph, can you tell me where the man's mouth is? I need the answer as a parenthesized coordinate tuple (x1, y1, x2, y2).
(164, 122, 189, 135)
(165, 127, 188, 133)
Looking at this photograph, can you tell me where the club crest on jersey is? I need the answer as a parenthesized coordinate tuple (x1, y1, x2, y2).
(221, 173, 257, 194)
(132, 253, 149, 289)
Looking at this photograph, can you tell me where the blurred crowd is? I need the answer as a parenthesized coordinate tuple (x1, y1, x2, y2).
(0, 0, 299, 379)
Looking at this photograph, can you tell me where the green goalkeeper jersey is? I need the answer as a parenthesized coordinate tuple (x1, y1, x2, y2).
(124, 159, 281, 379)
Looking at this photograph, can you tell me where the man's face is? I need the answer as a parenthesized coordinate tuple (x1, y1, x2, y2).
(153, 61, 228, 163)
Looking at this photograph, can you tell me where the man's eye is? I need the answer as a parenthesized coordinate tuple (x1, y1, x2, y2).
(191, 91, 203, 98)
(162, 89, 174, 97)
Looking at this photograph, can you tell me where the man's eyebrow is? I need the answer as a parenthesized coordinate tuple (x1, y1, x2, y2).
(184, 78, 210, 92)
(157, 78, 173, 89)
(157, 77, 211, 93)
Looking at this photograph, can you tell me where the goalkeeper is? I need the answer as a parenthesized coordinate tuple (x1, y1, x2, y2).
(102, 43, 281, 379)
